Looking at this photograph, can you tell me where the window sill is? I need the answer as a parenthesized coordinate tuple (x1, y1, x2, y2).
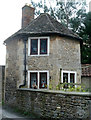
(28, 54, 49, 57)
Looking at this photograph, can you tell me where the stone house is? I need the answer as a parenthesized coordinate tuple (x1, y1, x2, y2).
(4, 4, 81, 101)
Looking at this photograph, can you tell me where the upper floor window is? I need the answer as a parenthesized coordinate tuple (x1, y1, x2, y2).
(28, 37, 50, 56)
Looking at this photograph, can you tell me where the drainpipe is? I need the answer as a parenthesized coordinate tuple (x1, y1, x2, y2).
(19, 37, 27, 88)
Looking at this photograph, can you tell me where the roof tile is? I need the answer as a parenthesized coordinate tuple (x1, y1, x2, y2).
(81, 64, 91, 77)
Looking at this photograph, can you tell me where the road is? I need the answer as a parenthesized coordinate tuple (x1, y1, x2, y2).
(0, 106, 39, 120)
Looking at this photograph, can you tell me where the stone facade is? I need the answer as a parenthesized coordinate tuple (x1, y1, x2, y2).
(5, 38, 19, 104)
(27, 35, 81, 88)
(5, 35, 81, 89)
(5, 35, 81, 104)
(81, 77, 91, 90)
(12, 89, 91, 119)
(0, 66, 5, 102)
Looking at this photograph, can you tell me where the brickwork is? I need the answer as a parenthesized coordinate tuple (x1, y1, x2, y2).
(22, 5, 35, 28)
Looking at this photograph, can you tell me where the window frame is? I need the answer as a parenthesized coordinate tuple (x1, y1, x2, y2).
(28, 70, 49, 89)
(28, 37, 50, 56)
(61, 70, 77, 87)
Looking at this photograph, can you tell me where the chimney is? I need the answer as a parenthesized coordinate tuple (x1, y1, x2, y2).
(22, 4, 35, 28)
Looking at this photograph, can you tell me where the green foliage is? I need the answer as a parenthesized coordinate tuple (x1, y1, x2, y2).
(80, 12, 91, 64)
(56, 83, 89, 92)
(56, 84, 60, 90)
(14, 107, 30, 116)
(30, 0, 87, 28)
(49, 84, 53, 90)
(2, 100, 4, 105)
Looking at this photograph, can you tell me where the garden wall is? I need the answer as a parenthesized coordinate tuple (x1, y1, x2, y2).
(14, 89, 91, 119)
(0, 66, 5, 102)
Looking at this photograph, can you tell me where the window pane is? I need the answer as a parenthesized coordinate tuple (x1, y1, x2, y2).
(63, 73, 68, 88)
(30, 73, 37, 88)
(70, 73, 75, 87)
(39, 72, 47, 88)
(40, 39, 47, 54)
(70, 73, 75, 83)
(31, 39, 38, 55)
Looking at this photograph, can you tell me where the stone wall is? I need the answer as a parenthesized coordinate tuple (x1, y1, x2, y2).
(5, 38, 19, 104)
(81, 76, 91, 90)
(13, 89, 91, 119)
(0, 66, 5, 102)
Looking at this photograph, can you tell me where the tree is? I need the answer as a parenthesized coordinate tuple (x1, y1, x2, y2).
(80, 12, 91, 64)
(30, 0, 87, 28)
(30, 0, 91, 63)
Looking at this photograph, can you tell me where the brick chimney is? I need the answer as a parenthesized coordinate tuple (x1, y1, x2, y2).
(22, 4, 35, 28)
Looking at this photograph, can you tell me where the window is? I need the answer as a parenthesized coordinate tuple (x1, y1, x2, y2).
(28, 37, 49, 56)
(28, 71, 49, 89)
(61, 70, 76, 88)
(40, 72, 47, 88)
(63, 73, 68, 88)
(31, 39, 38, 55)
(30, 72, 38, 88)
(40, 39, 47, 54)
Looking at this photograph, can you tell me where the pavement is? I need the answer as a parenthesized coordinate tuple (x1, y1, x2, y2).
(0, 106, 40, 120)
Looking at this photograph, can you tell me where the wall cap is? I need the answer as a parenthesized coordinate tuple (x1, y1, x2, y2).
(17, 88, 91, 97)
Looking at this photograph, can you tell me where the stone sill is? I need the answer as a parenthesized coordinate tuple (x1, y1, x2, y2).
(17, 88, 91, 97)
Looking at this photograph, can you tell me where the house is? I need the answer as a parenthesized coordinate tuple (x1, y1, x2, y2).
(81, 64, 91, 90)
(4, 4, 81, 103)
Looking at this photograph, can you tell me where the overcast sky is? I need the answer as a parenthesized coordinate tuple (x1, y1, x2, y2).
(0, 0, 90, 65)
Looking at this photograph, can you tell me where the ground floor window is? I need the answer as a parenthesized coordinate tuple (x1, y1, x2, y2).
(61, 70, 76, 88)
(28, 71, 49, 89)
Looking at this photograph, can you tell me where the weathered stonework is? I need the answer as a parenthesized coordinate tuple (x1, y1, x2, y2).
(14, 89, 91, 119)
(81, 76, 91, 90)
(27, 36, 81, 89)
(0, 66, 5, 102)
(5, 38, 19, 105)
(5, 35, 81, 104)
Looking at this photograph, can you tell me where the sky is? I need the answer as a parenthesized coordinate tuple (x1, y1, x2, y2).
(0, 0, 91, 65)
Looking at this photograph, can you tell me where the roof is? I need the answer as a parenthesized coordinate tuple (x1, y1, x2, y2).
(81, 64, 91, 77)
(4, 13, 81, 43)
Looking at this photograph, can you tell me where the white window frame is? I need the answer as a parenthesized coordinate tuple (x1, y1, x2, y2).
(61, 70, 77, 86)
(28, 70, 49, 89)
(28, 37, 50, 56)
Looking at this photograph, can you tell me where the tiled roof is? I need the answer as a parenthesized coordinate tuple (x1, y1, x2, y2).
(81, 64, 91, 77)
(4, 13, 81, 43)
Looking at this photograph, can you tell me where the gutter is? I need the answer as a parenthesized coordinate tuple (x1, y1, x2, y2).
(19, 37, 27, 88)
